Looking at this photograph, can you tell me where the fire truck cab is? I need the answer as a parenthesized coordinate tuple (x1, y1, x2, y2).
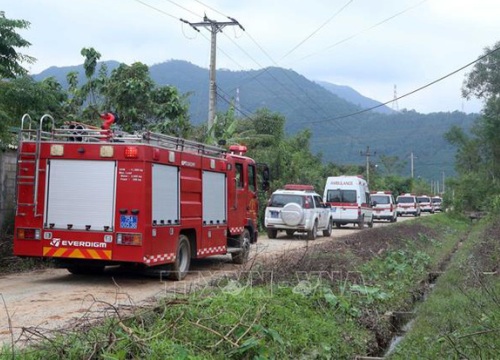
(13, 114, 269, 280)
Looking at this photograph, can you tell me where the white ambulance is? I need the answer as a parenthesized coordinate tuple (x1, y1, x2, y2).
(323, 175, 374, 229)
(371, 191, 397, 222)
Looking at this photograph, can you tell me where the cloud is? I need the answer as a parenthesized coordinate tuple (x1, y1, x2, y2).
(3, 0, 498, 113)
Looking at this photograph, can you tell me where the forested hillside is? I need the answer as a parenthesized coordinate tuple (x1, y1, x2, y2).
(33, 60, 478, 180)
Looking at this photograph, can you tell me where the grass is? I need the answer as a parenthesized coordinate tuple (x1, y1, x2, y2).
(0, 214, 473, 359)
(388, 216, 500, 359)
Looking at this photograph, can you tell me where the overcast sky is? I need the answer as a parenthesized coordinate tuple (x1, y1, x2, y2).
(3, 0, 499, 114)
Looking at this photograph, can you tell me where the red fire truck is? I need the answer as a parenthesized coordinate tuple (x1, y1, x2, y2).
(13, 114, 269, 280)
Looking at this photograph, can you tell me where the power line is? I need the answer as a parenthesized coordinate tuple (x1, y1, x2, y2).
(133, 0, 356, 139)
(280, 0, 354, 60)
(297, 0, 428, 62)
(392, 84, 399, 111)
(310, 43, 500, 125)
(132, 0, 179, 19)
(181, 15, 244, 129)
(162, 0, 200, 17)
(135, 0, 333, 131)
(192, 0, 226, 17)
(183, 1, 352, 130)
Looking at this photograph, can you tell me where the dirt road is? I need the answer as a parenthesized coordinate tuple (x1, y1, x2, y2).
(0, 218, 413, 346)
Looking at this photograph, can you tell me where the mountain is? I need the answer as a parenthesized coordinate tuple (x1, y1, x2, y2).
(33, 60, 478, 180)
(315, 81, 395, 115)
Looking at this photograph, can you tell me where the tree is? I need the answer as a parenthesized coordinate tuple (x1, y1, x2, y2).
(0, 12, 35, 79)
(462, 41, 500, 100)
(377, 155, 406, 176)
(63, 48, 192, 135)
(445, 40, 500, 212)
(0, 76, 67, 143)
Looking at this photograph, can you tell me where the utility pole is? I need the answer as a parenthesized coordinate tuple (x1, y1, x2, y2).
(442, 171, 445, 194)
(360, 146, 375, 184)
(410, 152, 417, 178)
(182, 15, 243, 130)
(392, 84, 399, 111)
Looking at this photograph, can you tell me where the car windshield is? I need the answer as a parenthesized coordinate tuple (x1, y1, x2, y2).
(326, 189, 357, 203)
(432, 198, 442, 204)
(371, 195, 390, 204)
(397, 197, 414, 203)
(417, 197, 430, 203)
(269, 194, 304, 208)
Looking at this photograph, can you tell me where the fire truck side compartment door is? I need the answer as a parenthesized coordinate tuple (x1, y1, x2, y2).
(202, 171, 226, 224)
(45, 160, 116, 230)
(152, 164, 179, 224)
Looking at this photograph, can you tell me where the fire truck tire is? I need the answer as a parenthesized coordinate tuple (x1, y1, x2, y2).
(168, 235, 191, 281)
(232, 229, 251, 264)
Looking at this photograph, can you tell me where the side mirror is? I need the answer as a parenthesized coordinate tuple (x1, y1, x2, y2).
(261, 166, 270, 191)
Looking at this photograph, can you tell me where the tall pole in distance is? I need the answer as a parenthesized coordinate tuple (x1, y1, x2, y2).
(410, 152, 418, 178)
(360, 146, 375, 185)
(182, 16, 243, 130)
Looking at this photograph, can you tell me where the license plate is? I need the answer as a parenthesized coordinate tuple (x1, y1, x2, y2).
(120, 215, 138, 229)
(270, 211, 279, 218)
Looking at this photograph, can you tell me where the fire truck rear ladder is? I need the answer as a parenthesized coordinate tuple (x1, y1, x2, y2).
(16, 114, 54, 217)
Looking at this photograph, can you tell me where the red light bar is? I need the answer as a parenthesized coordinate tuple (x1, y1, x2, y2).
(124, 146, 139, 158)
(284, 184, 315, 191)
(229, 145, 247, 155)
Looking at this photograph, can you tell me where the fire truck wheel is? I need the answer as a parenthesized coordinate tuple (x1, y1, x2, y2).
(232, 229, 251, 264)
(168, 235, 191, 281)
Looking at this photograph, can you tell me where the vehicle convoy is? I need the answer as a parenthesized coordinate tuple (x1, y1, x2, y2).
(13, 113, 269, 280)
(371, 191, 397, 222)
(396, 193, 421, 217)
(264, 184, 332, 240)
(323, 175, 373, 228)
